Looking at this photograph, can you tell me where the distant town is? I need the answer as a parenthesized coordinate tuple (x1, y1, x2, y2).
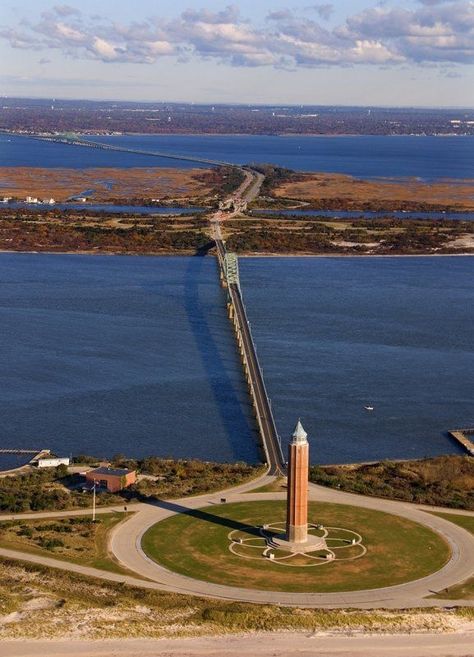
(1, 98, 474, 136)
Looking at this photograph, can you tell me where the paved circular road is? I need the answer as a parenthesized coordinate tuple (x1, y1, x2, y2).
(109, 476, 474, 608)
(1, 474, 473, 609)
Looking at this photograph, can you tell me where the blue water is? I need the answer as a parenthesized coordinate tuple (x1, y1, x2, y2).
(5, 204, 471, 221)
(256, 209, 474, 221)
(0, 454, 32, 471)
(1, 133, 473, 178)
(0, 253, 472, 465)
(4, 203, 203, 215)
(240, 256, 474, 464)
(0, 134, 203, 169)
(0, 254, 257, 464)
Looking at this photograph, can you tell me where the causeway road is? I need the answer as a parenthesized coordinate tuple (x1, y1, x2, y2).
(209, 166, 285, 475)
(228, 279, 285, 474)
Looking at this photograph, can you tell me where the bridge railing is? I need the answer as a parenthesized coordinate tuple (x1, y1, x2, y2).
(234, 287, 285, 468)
(32, 135, 233, 168)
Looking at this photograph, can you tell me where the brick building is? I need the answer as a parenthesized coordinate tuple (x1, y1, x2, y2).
(85, 467, 136, 493)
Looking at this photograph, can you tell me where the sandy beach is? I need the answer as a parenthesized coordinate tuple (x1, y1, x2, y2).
(2, 631, 474, 657)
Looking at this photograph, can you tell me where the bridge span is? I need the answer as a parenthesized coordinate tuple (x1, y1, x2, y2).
(212, 223, 285, 475)
(29, 133, 234, 168)
(3, 130, 284, 473)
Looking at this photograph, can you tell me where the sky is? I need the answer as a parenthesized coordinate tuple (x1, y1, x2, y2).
(0, 0, 473, 107)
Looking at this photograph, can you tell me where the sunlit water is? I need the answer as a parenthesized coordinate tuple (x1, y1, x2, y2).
(0, 253, 472, 466)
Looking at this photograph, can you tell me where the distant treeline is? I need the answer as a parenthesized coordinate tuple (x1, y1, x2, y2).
(0, 458, 264, 513)
(310, 455, 474, 510)
(3, 101, 473, 135)
(0, 216, 210, 255)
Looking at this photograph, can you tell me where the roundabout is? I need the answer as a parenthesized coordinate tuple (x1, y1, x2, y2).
(105, 479, 474, 607)
(107, 420, 474, 607)
(141, 500, 450, 593)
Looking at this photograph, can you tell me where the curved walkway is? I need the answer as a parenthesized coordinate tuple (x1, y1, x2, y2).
(109, 482, 474, 608)
(1, 477, 473, 609)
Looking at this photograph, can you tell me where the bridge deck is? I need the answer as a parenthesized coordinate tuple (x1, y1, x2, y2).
(33, 135, 232, 168)
(215, 238, 285, 475)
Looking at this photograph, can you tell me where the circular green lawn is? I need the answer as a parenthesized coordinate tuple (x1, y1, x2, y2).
(142, 501, 450, 593)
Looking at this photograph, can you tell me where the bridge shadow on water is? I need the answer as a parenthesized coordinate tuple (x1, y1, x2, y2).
(147, 496, 263, 537)
(183, 246, 257, 462)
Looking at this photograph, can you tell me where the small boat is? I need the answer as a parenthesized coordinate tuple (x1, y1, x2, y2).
(364, 405, 374, 412)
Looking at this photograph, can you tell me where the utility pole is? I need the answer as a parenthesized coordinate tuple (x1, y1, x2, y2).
(92, 480, 97, 522)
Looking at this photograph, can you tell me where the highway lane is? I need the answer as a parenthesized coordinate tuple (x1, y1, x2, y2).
(210, 223, 285, 473)
(209, 166, 284, 473)
(228, 280, 285, 474)
(239, 168, 265, 204)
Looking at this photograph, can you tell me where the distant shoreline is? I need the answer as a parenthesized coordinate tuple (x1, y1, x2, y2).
(6, 130, 474, 139)
(0, 249, 473, 259)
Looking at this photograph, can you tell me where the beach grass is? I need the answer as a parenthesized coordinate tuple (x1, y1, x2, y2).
(0, 512, 132, 576)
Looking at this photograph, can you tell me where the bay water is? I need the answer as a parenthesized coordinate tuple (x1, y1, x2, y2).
(0, 253, 472, 465)
(1, 133, 473, 178)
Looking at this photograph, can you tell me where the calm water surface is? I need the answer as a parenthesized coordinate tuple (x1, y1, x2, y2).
(240, 256, 474, 463)
(1, 133, 473, 178)
(5, 203, 203, 215)
(0, 254, 257, 465)
(0, 253, 472, 465)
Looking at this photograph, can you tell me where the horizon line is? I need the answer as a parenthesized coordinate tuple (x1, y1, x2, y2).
(2, 94, 474, 112)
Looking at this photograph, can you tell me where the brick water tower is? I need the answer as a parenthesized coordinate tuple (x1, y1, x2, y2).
(286, 420, 309, 543)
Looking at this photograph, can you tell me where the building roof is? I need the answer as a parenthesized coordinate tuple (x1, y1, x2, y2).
(292, 419, 308, 444)
(87, 467, 133, 477)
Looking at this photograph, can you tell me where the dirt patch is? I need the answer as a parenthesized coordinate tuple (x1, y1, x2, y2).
(449, 235, 474, 249)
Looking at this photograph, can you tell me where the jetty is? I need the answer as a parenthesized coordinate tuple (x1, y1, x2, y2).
(448, 429, 474, 456)
(0, 449, 51, 474)
(0, 449, 48, 455)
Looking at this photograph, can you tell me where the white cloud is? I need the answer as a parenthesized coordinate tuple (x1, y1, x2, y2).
(54, 22, 86, 42)
(0, 2, 473, 68)
(90, 37, 118, 61)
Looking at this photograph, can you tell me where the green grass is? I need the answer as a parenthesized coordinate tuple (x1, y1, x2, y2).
(431, 577, 474, 600)
(429, 512, 474, 535)
(142, 500, 450, 593)
(0, 512, 132, 576)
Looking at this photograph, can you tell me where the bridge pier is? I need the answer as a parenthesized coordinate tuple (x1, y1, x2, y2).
(215, 239, 285, 475)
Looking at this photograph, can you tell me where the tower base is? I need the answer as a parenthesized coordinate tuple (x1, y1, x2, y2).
(287, 524, 308, 544)
(262, 530, 327, 554)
